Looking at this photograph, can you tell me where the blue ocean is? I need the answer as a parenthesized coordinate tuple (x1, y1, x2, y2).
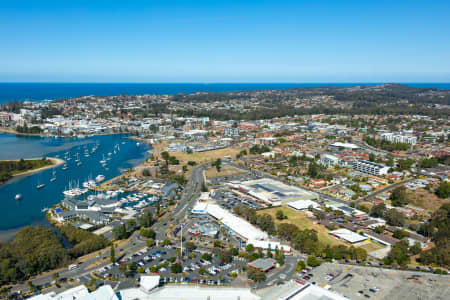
(0, 82, 449, 103)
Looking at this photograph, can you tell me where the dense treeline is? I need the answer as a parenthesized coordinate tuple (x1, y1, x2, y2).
(417, 204, 450, 267)
(0, 226, 70, 285)
(233, 206, 367, 261)
(15, 125, 43, 134)
(363, 136, 410, 152)
(59, 225, 108, 258)
(0, 100, 23, 113)
(0, 224, 112, 286)
(0, 158, 52, 184)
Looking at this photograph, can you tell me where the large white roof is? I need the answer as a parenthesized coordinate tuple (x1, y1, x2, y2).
(206, 204, 268, 240)
(329, 228, 367, 243)
(247, 239, 291, 252)
(120, 286, 260, 300)
(330, 142, 360, 149)
(287, 200, 320, 210)
(140, 275, 160, 292)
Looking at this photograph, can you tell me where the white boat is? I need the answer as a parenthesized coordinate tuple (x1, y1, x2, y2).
(36, 184, 45, 189)
(50, 177, 56, 182)
(95, 174, 105, 183)
(99, 154, 106, 164)
(41, 207, 49, 213)
(136, 142, 140, 146)
(62, 164, 68, 170)
(15, 194, 22, 200)
(82, 179, 96, 188)
(63, 181, 89, 197)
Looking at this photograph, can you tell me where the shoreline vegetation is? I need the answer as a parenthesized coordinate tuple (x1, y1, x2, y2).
(0, 157, 64, 185)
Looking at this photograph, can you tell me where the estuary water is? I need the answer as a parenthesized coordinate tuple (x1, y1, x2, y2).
(0, 133, 150, 239)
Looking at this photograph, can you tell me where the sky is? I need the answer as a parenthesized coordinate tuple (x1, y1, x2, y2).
(1, 0, 449, 83)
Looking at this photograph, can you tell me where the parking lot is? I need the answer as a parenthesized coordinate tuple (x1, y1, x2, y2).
(95, 244, 248, 286)
(307, 263, 450, 300)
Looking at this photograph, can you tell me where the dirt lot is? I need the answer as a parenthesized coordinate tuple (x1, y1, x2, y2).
(171, 148, 241, 165)
(407, 189, 449, 212)
(205, 165, 245, 178)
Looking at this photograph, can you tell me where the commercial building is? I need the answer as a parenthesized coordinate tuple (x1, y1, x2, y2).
(167, 143, 187, 153)
(188, 221, 219, 237)
(29, 285, 118, 300)
(380, 133, 417, 145)
(206, 204, 268, 241)
(247, 239, 291, 253)
(248, 258, 278, 272)
(287, 199, 320, 211)
(320, 153, 340, 167)
(191, 201, 208, 214)
(120, 284, 260, 300)
(351, 159, 390, 176)
(329, 142, 360, 150)
(237, 178, 318, 206)
(276, 280, 348, 300)
(329, 228, 368, 244)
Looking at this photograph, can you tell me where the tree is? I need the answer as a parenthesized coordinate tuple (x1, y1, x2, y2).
(276, 210, 286, 220)
(212, 158, 222, 172)
(296, 260, 306, 271)
(247, 268, 266, 282)
(52, 272, 59, 281)
(146, 239, 156, 247)
(275, 247, 285, 266)
(171, 263, 182, 273)
(140, 228, 156, 239)
(184, 241, 196, 251)
(246, 244, 255, 253)
(393, 230, 409, 239)
(220, 250, 233, 264)
(110, 243, 115, 263)
(390, 186, 409, 207)
(118, 263, 127, 273)
(307, 162, 320, 178)
(388, 239, 410, 266)
(384, 209, 405, 226)
(137, 267, 145, 273)
(435, 182, 450, 199)
(370, 203, 387, 218)
(161, 151, 170, 164)
(410, 242, 422, 255)
(162, 239, 171, 246)
(201, 253, 212, 261)
(266, 245, 273, 258)
(198, 267, 207, 275)
(373, 225, 385, 234)
(307, 256, 322, 267)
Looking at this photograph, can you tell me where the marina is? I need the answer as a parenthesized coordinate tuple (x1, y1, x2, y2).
(0, 133, 150, 236)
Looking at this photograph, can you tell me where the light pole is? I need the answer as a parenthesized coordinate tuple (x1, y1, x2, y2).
(180, 223, 184, 259)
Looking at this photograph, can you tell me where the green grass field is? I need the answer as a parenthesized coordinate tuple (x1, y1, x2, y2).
(258, 207, 346, 247)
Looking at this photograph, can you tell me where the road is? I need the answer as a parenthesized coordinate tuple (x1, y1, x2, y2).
(11, 164, 208, 295)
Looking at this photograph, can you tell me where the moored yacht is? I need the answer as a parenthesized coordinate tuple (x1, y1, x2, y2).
(95, 174, 105, 183)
